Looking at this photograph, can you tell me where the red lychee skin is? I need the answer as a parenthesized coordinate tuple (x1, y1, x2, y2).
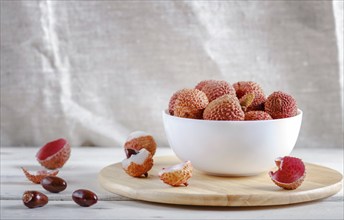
(36, 139, 71, 170)
(124, 135, 157, 157)
(233, 81, 266, 111)
(269, 156, 306, 190)
(201, 80, 236, 102)
(245, 111, 272, 120)
(21, 167, 59, 184)
(195, 80, 216, 91)
(203, 94, 244, 121)
(173, 89, 209, 119)
(123, 152, 154, 178)
(168, 89, 187, 115)
(265, 91, 297, 119)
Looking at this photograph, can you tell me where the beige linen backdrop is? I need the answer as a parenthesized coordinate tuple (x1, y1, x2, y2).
(1, 1, 343, 148)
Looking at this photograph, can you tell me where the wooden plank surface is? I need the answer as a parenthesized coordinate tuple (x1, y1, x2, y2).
(1, 147, 343, 219)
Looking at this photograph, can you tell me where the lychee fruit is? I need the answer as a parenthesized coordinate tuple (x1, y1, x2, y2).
(21, 167, 59, 184)
(159, 161, 193, 187)
(265, 91, 298, 119)
(168, 89, 187, 115)
(173, 88, 209, 119)
(195, 80, 216, 91)
(203, 94, 245, 121)
(201, 80, 236, 102)
(124, 131, 157, 158)
(269, 156, 306, 190)
(233, 81, 266, 111)
(122, 149, 154, 178)
(245, 111, 272, 120)
(36, 138, 71, 170)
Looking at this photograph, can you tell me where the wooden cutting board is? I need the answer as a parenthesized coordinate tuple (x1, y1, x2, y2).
(98, 156, 342, 206)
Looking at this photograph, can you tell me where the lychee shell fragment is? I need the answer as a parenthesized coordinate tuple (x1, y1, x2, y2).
(122, 149, 154, 178)
(22, 167, 59, 184)
(124, 131, 157, 157)
(269, 156, 306, 190)
(159, 161, 193, 187)
(36, 138, 71, 170)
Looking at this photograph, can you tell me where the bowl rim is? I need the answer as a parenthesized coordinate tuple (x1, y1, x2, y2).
(163, 109, 303, 123)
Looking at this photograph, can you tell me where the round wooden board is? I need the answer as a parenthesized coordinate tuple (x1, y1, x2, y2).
(98, 156, 342, 206)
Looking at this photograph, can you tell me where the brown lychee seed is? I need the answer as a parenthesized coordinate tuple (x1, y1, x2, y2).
(124, 131, 157, 158)
(173, 88, 209, 119)
(239, 93, 255, 112)
(233, 81, 266, 111)
(245, 111, 272, 120)
(22, 191, 48, 208)
(36, 138, 71, 169)
(203, 94, 245, 121)
(265, 91, 298, 119)
(201, 80, 236, 102)
(21, 167, 59, 184)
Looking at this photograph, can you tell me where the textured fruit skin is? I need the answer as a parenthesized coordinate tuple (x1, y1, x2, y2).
(245, 111, 272, 120)
(22, 191, 48, 208)
(159, 161, 193, 187)
(173, 89, 209, 119)
(21, 167, 59, 184)
(168, 89, 187, 115)
(233, 81, 266, 111)
(201, 80, 236, 102)
(123, 152, 154, 177)
(269, 156, 306, 190)
(203, 95, 244, 121)
(36, 139, 71, 170)
(195, 80, 216, 91)
(124, 135, 157, 157)
(265, 91, 297, 119)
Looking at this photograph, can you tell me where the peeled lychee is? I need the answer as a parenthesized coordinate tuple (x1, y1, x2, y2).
(159, 161, 193, 187)
(36, 138, 71, 170)
(173, 89, 209, 119)
(233, 81, 266, 111)
(122, 149, 154, 178)
(269, 156, 306, 190)
(201, 80, 236, 102)
(203, 94, 245, 121)
(168, 89, 187, 115)
(265, 91, 297, 119)
(124, 131, 157, 158)
(245, 111, 272, 120)
(195, 80, 216, 91)
(21, 167, 59, 184)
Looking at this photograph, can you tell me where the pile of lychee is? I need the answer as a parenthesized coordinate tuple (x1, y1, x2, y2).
(168, 80, 298, 121)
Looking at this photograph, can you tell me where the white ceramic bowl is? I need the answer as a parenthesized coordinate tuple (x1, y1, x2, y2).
(162, 109, 303, 176)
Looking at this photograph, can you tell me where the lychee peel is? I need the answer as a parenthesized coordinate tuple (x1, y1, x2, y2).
(201, 80, 236, 102)
(168, 89, 187, 115)
(233, 81, 266, 111)
(245, 111, 272, 120)
(203, 94, 245, 121)
(159, 161, 193, 187)
(124, 131, 157, 158)
(122, 149, 153, 178)
(36, 138, 71, 170)
(265, 91, 297, 119)
(195, 80, 217, 91)
(269, 156, 306, 190)
(173, 89, 209, 119)
(22, 167, 59, 184)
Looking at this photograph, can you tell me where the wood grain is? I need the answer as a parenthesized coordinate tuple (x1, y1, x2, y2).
(98, 156, 343, 207)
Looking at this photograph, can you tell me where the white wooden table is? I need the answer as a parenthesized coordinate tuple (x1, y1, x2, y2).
(1, 147, 343, 219)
